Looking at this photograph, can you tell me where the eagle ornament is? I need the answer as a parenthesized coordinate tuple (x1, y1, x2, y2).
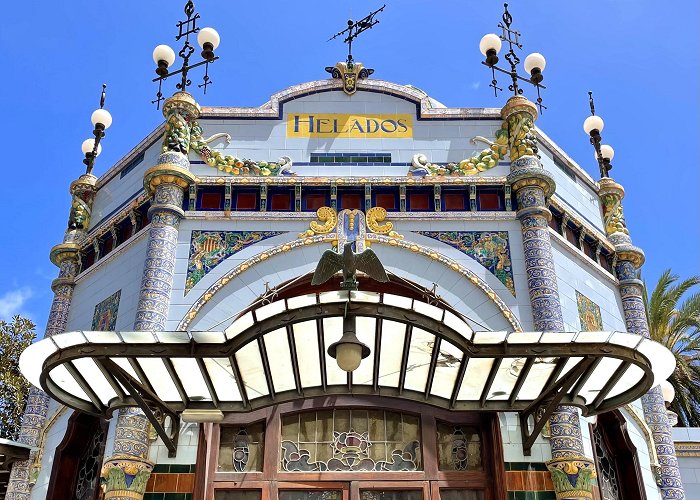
(312, 242, 388, 290)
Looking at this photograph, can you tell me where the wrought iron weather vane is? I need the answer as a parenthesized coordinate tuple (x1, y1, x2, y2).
(583, 92, 615, 178)
(479, 3, 548, 113)
(328, 4, 386, 65)
(151, 1, 221, 109)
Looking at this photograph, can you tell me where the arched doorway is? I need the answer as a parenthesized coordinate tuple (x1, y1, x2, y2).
(46, 411, 107, 500)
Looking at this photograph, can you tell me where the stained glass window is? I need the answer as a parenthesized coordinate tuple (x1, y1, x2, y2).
(280, 410, 422, 471)
(218, 422, 265, 472)
(593, 427, 620, 500)
(439, 490, 485, 500)
(214, 491, 262, 500)
(436, 422, 482, 471)
(74, 422, 106, 500)
(360, 491, 422, 500)
(279, 492, 341, 500)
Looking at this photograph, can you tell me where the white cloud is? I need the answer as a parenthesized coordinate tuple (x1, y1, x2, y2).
(0, 287, 33, 320)
(471, 81, 481, 90)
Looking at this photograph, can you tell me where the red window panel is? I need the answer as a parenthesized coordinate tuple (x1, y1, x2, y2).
(565, 226, 579, 246)
(236, 193, 258, 210)
(478, 192, 501, 210)
(306, 194, 327, 211)
(341, 194, 362, 210)
(444, 193, 466, 211)
(409, 193, 430, 210)
(270, 193, 291, 211)
(375, 193, 396, 210)
(201, 192, 222, 210)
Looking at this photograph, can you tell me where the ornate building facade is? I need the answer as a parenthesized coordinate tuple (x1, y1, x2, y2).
(8, 65, 685, 500)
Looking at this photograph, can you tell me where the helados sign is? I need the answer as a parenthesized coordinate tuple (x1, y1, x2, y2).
(287, 113, 413, 139)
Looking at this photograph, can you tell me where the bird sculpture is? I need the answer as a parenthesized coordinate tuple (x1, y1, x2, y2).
(312, 242, 389, 290)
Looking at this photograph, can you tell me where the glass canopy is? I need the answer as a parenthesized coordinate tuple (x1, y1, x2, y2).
(19, 290, 674, 456)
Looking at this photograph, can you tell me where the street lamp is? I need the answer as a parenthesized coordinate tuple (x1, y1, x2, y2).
(479, 3, 547, 112)
(583, 92, 615, 178)
(151, 1, 221, 108)
(82, 84, 112, 175)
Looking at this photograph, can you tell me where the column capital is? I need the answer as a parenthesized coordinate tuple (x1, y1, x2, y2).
(507, 168, 557, 199)
(49, 242, 80, 267)
(143, 164, 196, 196)
(546, 455, 597, 500)
(100, 454, 154, 500)
(162, 91, 200, 121)
(69, 173, 98, 195)
(501, 95, 538, 123)
(597, 176, 625, 200)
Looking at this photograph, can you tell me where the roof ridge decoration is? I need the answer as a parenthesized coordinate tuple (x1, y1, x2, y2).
(189, 121, 296, 176)
(409, 125, 509, 176)
(326, 60, 374, 96)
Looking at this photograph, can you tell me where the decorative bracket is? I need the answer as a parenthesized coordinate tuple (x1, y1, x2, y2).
(519, 356, 595, 455)
(99, 358, 180, 457)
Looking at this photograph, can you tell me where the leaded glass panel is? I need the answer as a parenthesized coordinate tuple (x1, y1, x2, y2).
(214, 491, 262, 500)
(436, 422, 482, 471)
(74, 422, 106, 500)
(279, 492, 341, 500)
(280, 410, 421, 471)
(360, 491, 422, 500)
(593, 427, 620, 500)
(439, 490, 485, 500)
(218, 422, 265, 472)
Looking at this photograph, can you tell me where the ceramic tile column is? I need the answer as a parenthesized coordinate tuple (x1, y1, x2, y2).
(100, 92, 197, 500)
(7, 174, 98, 499)
(503, 97, 595, 500)
(599, 178, 685, 499)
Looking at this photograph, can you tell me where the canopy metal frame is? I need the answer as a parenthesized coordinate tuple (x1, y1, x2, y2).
(32, 298, 659, 457)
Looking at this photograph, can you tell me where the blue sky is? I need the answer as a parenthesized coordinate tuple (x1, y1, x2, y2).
(0, 1, 697, 329)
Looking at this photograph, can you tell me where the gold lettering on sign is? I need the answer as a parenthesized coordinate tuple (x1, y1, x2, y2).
(286, 114, 413, 138)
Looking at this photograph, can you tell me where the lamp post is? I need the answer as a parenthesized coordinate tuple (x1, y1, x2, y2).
(81, 84, 112, 175)
(478, 3, 548, 112)
(583, 91, 615, 178)
(151, 0, 221, 108)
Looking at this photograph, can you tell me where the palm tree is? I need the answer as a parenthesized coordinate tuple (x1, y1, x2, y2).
(643, 269, 700, 426)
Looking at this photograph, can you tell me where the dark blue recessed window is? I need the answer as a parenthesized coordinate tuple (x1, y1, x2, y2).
(310, 152, 391, 165)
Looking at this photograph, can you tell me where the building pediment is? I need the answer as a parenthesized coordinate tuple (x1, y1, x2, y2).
(200, 78, 502, 121)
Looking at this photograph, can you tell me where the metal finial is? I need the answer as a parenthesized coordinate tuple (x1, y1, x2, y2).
(152, 0, 217, 108)
(184, 0, 195, 17)
(99, 83, 107, 109)
(588, 91, 596, 115)
(328, 4, 385, 64)
(482, 3, 546, 112)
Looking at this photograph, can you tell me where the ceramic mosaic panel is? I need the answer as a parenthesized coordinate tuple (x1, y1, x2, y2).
(416, 231, 515, 295)
(186, 230, 286, 293)
(91, 290, 121, 330)
(575, 291, 603, 331)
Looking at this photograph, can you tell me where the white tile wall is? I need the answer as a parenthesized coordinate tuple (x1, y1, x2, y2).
(551, 239, 626, 333)
(148, 422, 200, 465)
(67, 235, 148, 331)
(90, 139, 161, 230)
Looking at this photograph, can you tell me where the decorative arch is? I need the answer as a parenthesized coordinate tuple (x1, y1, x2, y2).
(177, 234, 522, 332)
